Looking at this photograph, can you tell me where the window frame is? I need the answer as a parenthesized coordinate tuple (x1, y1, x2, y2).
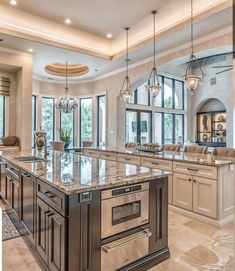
(79, 97, 93, 146)
(97, 95, 106, 147)
(41, 96, 55, 141)
(125, 108, 152, 144)
(60, 110, 75, 146)
(32, 95, 37, 148)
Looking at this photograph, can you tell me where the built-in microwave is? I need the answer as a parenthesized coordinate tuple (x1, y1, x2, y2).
(101, 182, 149, 239)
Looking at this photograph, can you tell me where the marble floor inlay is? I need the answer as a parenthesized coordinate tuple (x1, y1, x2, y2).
(2, 210, 234, 271)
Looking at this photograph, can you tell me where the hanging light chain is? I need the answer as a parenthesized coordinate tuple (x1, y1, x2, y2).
(191, 0, 194, 55)
(125, 27, 130, 78)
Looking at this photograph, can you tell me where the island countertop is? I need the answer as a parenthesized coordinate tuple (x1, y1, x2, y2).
(84, 146, 234, 167)
(0, 150, 171, 195)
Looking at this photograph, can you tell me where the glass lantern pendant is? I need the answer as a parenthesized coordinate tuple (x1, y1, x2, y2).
(147, 11, 161, 97)
(184, 0, 204, 94)
(120, 27, 132, 104)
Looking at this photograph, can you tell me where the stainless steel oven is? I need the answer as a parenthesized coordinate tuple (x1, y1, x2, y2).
(101, 182, 149, 239)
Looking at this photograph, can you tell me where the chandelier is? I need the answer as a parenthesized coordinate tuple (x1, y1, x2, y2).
(184, 0, 204, 94)
(147, 11, 161, 97)
(55, 61, 78, 113)
(119, 27, 132, 104)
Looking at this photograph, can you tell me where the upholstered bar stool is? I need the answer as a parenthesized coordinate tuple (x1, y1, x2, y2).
(211, 147, 235, 157)
(50, 141, 65, 152)
(183, 145, 208, 154)
(125, 142, 138, 148)
(160, 144, 181, 152)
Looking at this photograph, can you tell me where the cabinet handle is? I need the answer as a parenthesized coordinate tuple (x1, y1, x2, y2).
(22, 173, 31, 178)
(188, 178, 191, 181)
(45, 191, 56, 198)
(151, 162, 159, 165)
(124, 157, 131, 161)
(44, 211, 50, 215)
(105, 154, 111, 157)
(47, 212, 54, 217)
(193, 180, 196, 183)
(187, 168, 199, 172)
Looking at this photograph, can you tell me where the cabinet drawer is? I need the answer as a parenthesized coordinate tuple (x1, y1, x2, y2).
(173, 162, 217, 180)
(37, 179, 67, 216)
(141, 157, 172, 171)
(83, 149, 98, 158)
(6, 163, 20, 180)
(99, 151, 117, 161)
(118, 154, 141, 165)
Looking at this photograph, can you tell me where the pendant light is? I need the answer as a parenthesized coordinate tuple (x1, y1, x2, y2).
(119, 27, 132, 104)
(184, 0, 204, 94)
(55, 61, 78, 113)
(147, 10, 161, 97)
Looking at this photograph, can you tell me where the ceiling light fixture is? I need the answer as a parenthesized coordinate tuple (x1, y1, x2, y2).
(28, 48, 33, 53)
(184, 0, 204, 94)
(65, 18, 72, 25)
(10, 0, 17, 5)
(147, 10, 161, 97)
(106, 33, 113, 38)
(119, 27, 132, 104)
(55, 62, 78, 113)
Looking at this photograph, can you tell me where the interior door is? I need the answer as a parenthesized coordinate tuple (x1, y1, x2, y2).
(173, 173, 193, 210)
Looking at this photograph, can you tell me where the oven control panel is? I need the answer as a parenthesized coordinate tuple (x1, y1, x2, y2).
(112, 185, 141, 196)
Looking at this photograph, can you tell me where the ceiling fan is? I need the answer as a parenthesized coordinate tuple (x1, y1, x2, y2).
(212, 65, 233, 75)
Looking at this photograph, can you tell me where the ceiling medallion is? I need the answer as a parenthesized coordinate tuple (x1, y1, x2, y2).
(45, 63, 89, 77)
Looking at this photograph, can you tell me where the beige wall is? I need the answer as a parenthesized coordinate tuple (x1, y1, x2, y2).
(0, 51, 33, 149)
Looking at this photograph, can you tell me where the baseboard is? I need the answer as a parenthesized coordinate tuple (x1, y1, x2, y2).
(169, 205, 234, 228)
(119, 247, 170, 271)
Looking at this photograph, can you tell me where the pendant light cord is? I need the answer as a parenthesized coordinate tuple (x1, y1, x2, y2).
(191, 0, 194, 55)
(153, 11, 156, 68)
(65, 61, 68, 97)
(125, 27, 129, 78)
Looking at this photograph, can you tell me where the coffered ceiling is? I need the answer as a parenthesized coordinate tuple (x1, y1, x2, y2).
(0, 0, 233, 81)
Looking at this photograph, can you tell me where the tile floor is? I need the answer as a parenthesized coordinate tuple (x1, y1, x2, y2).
(2, 211, 234, 271)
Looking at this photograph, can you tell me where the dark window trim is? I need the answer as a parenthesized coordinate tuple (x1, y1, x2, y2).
(42, 96, 55, 141)
(126, 109, 152, 144)
(60, 110, 75, 146)
(97, 95, 106, 147)
(32, 95, 37, 148)
(79, 97, 93, 147)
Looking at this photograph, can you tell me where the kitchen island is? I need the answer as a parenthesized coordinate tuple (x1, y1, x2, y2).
(0, 150, 171, 271)
(83, 147, 235, 228)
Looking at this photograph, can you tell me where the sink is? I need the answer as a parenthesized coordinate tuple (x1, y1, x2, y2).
(14, 156, 47, 163)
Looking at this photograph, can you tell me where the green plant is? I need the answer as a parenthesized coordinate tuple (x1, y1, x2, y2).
(57, 127, 72, 145)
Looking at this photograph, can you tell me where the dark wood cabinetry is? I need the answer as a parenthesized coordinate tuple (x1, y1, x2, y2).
(21, 172, 36, 243)
(36, 196, 66, 271)
(12, 177, 21, 218)
(149, 177, 168, 253)
(0, 161, 6, 199)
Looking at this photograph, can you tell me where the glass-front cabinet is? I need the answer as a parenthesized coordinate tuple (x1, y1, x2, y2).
(197, 111, 226, 147)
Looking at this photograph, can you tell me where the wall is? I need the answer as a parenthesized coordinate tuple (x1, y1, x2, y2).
(189, 54, 233, 146)
(0, 51, 33, 149)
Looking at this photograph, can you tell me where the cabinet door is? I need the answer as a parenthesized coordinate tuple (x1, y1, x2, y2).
(6, 175, 12, 207)
(0, 162, 6, 199)
(173, 173, 193, 210)
(22, 173, 36, 243)
(48, 208, 66, 271)
(149, 177, 168, 253)
(12, 178, 21, 219)
(168, 175, 173, 204)
(36, 197, 49, 264)
(193, 177, 217, 219)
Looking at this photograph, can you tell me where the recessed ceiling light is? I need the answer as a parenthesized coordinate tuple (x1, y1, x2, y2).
(10, 0, 17, 6)
(106, 33, 113, 38)
(28, 48, 33, 53)
(65, 18, 72, 25)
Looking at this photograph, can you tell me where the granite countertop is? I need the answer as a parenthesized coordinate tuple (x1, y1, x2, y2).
(85, 146, 234, 167)
(1, 150, 171, 195)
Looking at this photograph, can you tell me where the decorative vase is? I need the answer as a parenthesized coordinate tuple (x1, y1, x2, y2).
(36, 136, 45, 151)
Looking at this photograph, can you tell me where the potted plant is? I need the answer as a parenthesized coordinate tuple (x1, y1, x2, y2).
(57, 127, 72, 149)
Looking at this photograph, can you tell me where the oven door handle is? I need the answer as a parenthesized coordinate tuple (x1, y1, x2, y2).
(102, 229, 152, 253)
